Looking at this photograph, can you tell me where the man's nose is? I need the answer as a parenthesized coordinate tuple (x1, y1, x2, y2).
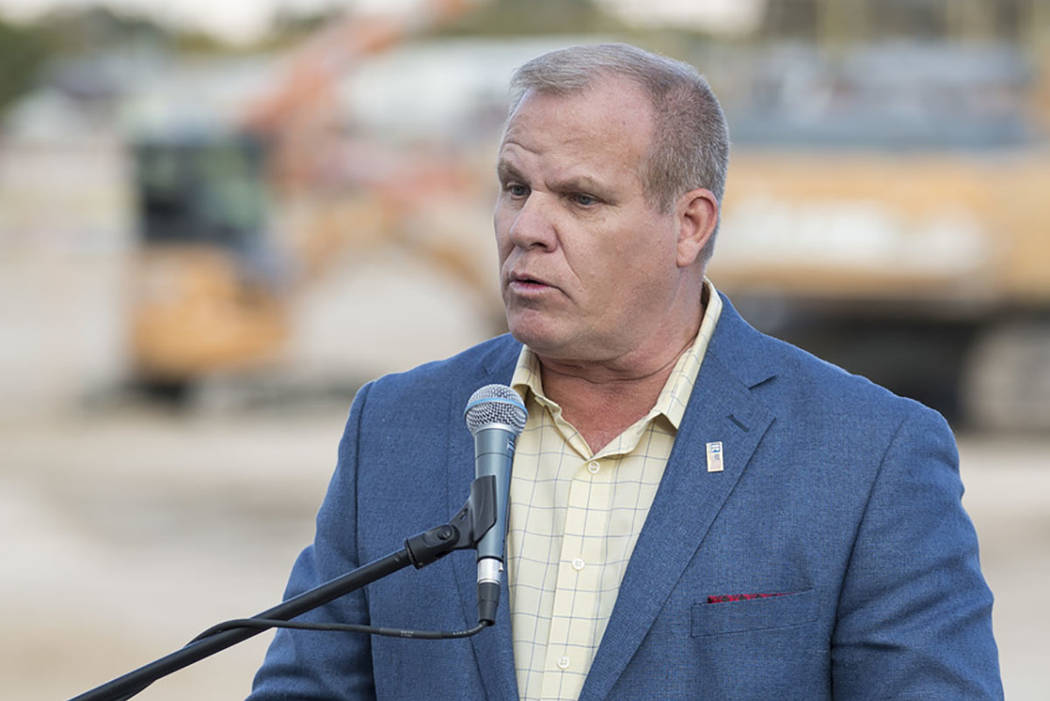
(508, 193, 558, 250)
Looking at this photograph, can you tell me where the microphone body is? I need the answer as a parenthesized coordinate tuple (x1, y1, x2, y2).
(464, 385, 527, 624)
(473, 425, 515, 580)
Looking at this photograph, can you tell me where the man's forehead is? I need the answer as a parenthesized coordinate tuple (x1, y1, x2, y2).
(499, 76, 655, 152)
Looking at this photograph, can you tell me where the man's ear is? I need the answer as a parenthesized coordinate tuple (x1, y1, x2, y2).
(676, 188, 719, 268)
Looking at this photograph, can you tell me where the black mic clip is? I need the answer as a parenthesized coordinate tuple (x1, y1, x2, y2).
(403, 474, 498, 570)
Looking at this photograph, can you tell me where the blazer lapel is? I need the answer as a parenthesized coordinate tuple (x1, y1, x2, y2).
(446, 337, 522, 700)
(579, 302, 776, 700)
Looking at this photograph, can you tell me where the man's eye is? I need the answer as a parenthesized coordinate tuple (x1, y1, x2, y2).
(505, 183, 529, 198)
(571, 193, 598, 206)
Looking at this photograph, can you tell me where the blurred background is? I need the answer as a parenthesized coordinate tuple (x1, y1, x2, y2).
(1, 0, 1047, 698)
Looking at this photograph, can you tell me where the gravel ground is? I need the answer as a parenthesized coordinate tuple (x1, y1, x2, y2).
(2, 407, 1046, 700)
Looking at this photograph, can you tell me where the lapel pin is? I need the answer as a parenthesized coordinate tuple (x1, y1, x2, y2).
(706, 441, 724, 473)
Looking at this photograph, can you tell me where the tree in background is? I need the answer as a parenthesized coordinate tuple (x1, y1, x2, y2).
(0, 18, 49, 116)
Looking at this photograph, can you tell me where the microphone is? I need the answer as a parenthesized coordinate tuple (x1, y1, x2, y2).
(463, 384, 527, 625)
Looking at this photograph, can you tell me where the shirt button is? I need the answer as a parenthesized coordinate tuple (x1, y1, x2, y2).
(587, 461, 600, 474)
(557, 656, 570, 670)
(572, 558, 585, 571)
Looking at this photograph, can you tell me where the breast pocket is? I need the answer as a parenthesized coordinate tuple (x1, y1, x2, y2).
(691, 589, 817, 636)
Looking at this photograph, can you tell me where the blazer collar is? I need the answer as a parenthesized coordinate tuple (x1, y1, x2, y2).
(580, 295, 777, 700)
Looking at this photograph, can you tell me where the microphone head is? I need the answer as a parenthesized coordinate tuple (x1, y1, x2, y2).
(464, 384, 528, 436)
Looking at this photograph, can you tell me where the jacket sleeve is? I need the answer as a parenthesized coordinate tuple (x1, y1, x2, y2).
(248, 383, 377, 700)
(831, 404, 1003, 699)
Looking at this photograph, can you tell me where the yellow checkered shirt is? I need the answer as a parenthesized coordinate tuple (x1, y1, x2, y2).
(507, 280, 723, 701)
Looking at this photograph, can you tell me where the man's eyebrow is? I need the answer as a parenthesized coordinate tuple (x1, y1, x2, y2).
(496, 161, 525, 182)
(496, 163, 611, 199)
(550, 174, 607, 195)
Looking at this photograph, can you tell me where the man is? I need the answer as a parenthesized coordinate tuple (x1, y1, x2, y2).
(250, 44, 1001, 700)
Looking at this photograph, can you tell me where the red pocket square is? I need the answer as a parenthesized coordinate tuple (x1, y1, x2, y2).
(706, 592, 788, 604)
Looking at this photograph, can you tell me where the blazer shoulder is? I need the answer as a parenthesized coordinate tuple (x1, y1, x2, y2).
(336, 335, 521, 480)
(364, 334, 521, 408)
(711, 296, 944, 432)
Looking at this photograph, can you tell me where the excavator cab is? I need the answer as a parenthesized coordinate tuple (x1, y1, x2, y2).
(128, 131, 288, 399)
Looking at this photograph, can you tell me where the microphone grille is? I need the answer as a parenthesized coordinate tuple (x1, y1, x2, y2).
(464, 384, 528, 436)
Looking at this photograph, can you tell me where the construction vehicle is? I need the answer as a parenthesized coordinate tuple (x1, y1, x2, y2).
(709, 40, 1050, 430)
(128, 0, 1050, 429)
(126, 0, 490, 398)
(128, 131, 287, 398)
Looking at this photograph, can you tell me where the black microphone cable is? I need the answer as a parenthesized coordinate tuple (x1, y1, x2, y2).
(189, 616, 489, 643)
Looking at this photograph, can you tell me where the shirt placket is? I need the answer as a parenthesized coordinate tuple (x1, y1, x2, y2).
(541, 454, 613, 700)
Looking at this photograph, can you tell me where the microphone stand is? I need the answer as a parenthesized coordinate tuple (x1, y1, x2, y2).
(69, 474, 500, 701)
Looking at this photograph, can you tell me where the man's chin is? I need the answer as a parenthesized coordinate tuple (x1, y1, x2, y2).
(506, 317, 570, 356)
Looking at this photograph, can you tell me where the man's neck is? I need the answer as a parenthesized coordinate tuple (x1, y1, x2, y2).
(536, 305, 704, 453)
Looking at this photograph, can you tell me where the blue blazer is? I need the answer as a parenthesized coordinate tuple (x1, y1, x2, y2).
(250, 295, 1002, 699)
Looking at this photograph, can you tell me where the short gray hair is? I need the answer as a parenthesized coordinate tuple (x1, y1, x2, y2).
(508, 43, 730, 259)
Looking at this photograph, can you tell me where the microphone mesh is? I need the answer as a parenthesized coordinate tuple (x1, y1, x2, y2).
(464, 384, 528, 436)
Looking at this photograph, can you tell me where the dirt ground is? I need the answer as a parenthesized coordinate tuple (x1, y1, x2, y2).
(2, 405, 1046, 700)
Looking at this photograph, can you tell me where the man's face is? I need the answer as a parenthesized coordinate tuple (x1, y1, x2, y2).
(494, 76, 686, 365)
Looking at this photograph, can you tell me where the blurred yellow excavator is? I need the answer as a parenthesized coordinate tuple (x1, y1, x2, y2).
(129, 1, 1050, 431)
(710, 39, 1050, 431)
(127, 0, 486, 399)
